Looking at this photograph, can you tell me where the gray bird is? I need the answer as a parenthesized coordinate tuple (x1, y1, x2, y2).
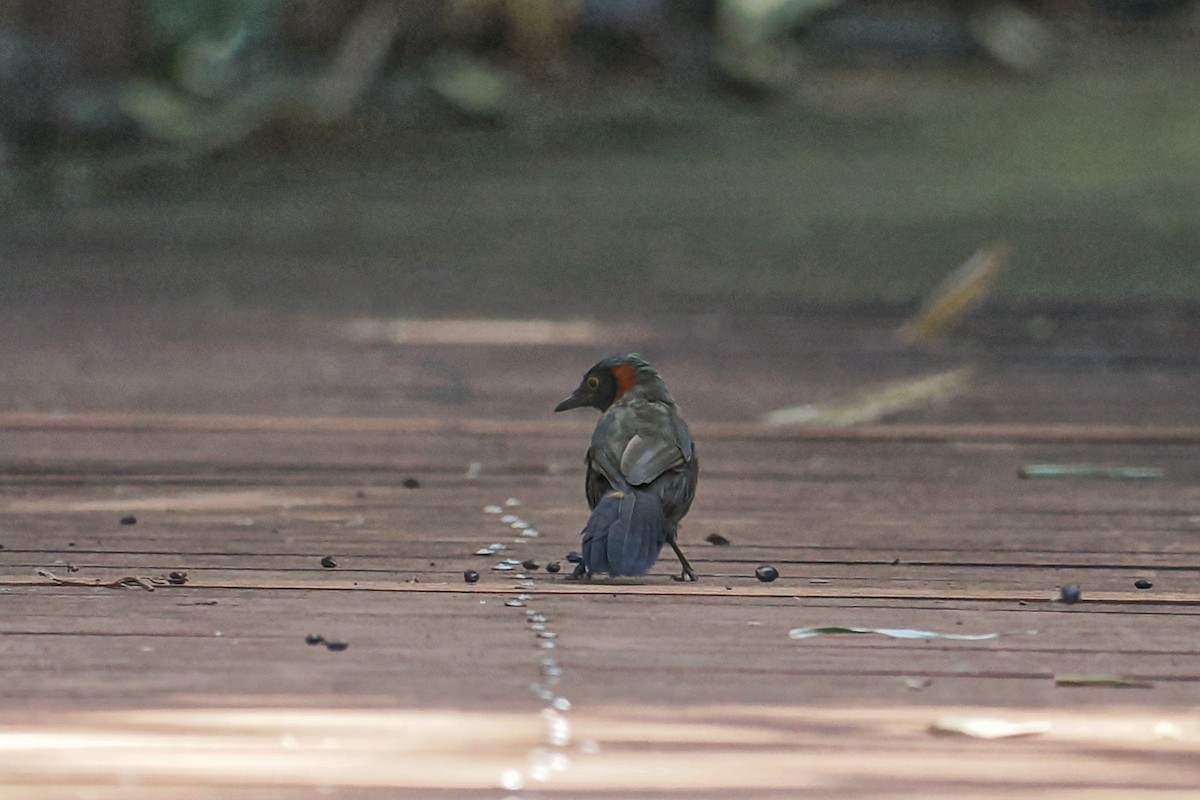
(554, 354, 698, 581)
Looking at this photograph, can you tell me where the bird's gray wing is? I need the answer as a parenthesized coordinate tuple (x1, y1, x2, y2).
(620, 433, 685, 486)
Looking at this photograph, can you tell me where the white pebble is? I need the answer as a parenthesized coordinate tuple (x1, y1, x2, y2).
(499, 769, 524, 791)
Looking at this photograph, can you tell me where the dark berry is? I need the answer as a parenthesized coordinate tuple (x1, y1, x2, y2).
(305, 633, 324, 646)
(545, 562, 562, 574)
(324, 640, 349, 652)
(167, 571, 188, 585)
(119, 516, 137, 525)
(320, 555, 337, 568)
(402, 477, 420, 489)
(755, 564, 779, 583)
(1059, 584, 1082, 604)
(1134, 579, 1153, 590)
(463, 569, 480, 583)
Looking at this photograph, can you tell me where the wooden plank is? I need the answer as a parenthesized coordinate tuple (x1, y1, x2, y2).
(3, 419, 1199, 798)
(3, 412, 1200, 444)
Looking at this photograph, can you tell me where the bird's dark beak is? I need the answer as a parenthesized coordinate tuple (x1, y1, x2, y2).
(554, 387, 588, 412)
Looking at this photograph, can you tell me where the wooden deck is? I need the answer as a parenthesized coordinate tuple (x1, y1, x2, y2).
(1, 309, 1199, 797)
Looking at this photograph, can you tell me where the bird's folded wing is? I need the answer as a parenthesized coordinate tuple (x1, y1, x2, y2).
(620, 433, 685, 486)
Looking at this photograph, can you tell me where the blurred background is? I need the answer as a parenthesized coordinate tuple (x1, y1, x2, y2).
(1, 0, 1198, 318)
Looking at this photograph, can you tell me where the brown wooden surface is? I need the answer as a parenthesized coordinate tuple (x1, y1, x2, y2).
(2, 308, 1199, 797)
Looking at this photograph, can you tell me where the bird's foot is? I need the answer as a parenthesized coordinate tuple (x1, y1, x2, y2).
(671, 565, 697, 582)
(566, 561, 589, 581)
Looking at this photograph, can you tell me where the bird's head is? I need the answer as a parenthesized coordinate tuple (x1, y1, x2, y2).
(554, 354, 671, 413)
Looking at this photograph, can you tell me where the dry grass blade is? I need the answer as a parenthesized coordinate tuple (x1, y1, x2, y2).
(897, 245, 1007, 344)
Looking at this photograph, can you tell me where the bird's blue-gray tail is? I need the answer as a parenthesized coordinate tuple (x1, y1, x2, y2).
(580, 490, 665, 577)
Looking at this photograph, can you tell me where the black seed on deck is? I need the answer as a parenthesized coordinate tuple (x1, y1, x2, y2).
(705, 533, 731, 546)
(167, 571, 188, 585)
(545, 562, 561, 574)
(521, 559, 539, 571)
(755, 564, 779, 583)
(1059, 584, 1082, 604)
(305, 633, 324, 646)
(463, 569, 480, 583)
(320, 555, 337, 568)
(324, 640, 349, 652)
(402, 477, 420, 489)
(565, 552, 582, 564)
(120, 516, 137, 525)
(1134, 579, 1153, 590)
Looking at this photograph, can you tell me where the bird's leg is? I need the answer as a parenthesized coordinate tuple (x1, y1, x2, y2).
(667, 539, 697, 582)
(567, 560, 589, 580)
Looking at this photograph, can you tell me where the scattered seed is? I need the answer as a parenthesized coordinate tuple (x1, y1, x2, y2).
(1134, 579, 1153, 590)
(463, 569, 480, 584)
(402, 477, 420, 489)
(755, 564, 780, 583)
(484, 505, 502, 514)
(537, 631, 558, 639)
(324, 640, 349, 652)
(167, 571, 188, 585)
(521, 559, 540, 571)
(565, 552, 582, 564)
(545, 561, 561, 573)
(505, 599, 526, 608)
(1059, 584, 1082, 604)
(493, 563, 515, 571)
(119, 516, 137, 525)
(474, 547, 495, 556)
(511, 521, 530, 530)
(552, 697, 571, 711)
(521, 528, 540, 538)
(505, 498, 521, 507)
(489, 543, 507, 551)
(500, 514, 518, 524)
(320, 555, 338, 569)
(305, 633, 324, 646)
(465, 462, 483, 479)
(528, 622, 546, 631)
(705, 533, 731, 546)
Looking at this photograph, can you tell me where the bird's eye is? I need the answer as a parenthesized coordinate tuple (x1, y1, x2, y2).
(586, 375, 600, 390)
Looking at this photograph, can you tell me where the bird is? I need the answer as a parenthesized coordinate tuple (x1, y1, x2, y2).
(553, 354, 698, 581)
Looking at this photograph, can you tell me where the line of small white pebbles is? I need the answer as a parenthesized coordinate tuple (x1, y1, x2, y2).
(480, 499, 598, 796)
